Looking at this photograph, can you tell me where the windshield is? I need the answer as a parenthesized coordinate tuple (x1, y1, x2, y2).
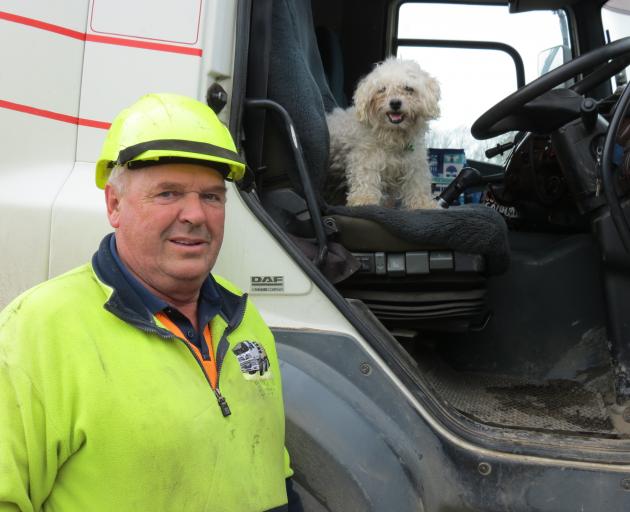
(602, 0, 630, 91)
(396, 2, 570, 163)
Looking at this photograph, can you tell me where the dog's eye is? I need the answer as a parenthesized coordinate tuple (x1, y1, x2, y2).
(404, 86, 415, 93)
(377, 86, 386, 93)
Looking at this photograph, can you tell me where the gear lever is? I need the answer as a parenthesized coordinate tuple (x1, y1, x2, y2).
(436, 167, 484, 208)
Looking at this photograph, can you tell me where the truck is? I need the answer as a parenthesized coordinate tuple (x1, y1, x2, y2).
(1, 0, 630, 510)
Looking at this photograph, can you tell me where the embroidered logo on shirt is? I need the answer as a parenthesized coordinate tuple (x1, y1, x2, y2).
(232, 341, 271, 380)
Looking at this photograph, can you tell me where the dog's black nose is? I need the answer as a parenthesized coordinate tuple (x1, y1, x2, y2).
(389, 99, 402, 111)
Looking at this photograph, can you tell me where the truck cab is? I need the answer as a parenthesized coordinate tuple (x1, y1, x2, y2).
(1, 1, 630, 510)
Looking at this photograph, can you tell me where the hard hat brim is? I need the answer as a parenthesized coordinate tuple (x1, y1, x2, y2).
(95, 139, 246, 188)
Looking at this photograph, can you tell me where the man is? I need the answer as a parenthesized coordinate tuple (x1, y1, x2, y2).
(0, 93, 299, 511)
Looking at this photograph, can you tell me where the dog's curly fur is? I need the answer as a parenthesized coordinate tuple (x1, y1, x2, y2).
(326, 57, 440, 209)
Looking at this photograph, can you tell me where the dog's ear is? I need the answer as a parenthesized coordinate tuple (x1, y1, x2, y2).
(353, 75, 371, 124)
(419, 73, 441, 120)
(353, 60, 385, 124)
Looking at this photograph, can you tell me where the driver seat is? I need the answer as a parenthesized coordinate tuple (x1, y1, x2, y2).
(244, 0, 510, 333)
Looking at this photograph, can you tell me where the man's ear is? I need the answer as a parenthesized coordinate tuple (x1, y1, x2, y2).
(105, 183, 122, 228)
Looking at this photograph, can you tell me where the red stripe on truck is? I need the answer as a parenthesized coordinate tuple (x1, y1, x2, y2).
(0, 11, 203, 56)
(0, 99, 111, 129)
(85, 33, 203, 56)
(0, 11, 86, 40)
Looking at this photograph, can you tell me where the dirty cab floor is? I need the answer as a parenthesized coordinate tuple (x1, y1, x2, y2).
(408, 345, 618, 436)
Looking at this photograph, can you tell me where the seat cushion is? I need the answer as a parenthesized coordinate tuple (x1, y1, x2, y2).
(326, 204, 510, 275)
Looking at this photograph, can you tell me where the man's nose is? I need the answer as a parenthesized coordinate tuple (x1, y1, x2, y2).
(389, 99, 402, 111)
(178, 192, 206, 225)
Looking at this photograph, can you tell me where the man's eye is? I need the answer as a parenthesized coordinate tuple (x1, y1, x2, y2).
(154, 191, 181, 202)
(201, 193, 224, 203)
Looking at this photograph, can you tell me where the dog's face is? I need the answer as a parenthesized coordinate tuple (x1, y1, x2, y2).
(353, 58, 440, 133)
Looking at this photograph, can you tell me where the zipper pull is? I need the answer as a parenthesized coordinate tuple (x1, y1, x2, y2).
(214, 388, 231, 417)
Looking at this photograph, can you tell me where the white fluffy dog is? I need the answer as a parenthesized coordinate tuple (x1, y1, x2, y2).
(326, 57, 440, 209)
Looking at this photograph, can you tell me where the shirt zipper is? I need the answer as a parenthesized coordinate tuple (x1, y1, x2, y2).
(180, 335, 232, 418)
(154, 311, 231, 417)
(209, 294, 248, 417)
(108, 293, 249, 419)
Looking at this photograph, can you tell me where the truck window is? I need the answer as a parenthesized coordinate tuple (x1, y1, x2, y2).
(602, 0, 630, 92)
(395, 2, 570, 164)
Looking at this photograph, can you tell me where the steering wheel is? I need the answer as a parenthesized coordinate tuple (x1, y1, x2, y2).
(471, 36, 630, 140)
(602, 69, 630, 253)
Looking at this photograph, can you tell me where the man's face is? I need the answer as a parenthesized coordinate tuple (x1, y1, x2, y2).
(105, 162, 227, 299)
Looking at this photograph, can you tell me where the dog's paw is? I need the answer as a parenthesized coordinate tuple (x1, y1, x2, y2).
(346, 193, 381, 207)
(403, 196, 438, 210)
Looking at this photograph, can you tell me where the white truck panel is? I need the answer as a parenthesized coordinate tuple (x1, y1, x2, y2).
(0, 0, 88, 31)
(0, 17, 84, 119)
(89, 0, 202, 44)
(0, 106, 77, 167)
(216, 185, 313, 296)
(48, 162, 111, 278)
(75, 43, 201, 163)
(200, 0, 237, 80)
(0, 2, 86, 307)
(197, 0, 238, 123)
(0, 155, 75, 309)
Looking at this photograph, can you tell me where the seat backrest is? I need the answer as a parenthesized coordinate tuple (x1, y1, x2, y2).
(264, 0, 337, 195)
(315, 26, 348, 108)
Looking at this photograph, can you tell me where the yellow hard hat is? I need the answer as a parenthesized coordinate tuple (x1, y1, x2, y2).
(95, 93, 245, 188)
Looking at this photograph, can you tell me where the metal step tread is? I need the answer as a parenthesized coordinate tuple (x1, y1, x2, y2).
(415, 350, 616, 435)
